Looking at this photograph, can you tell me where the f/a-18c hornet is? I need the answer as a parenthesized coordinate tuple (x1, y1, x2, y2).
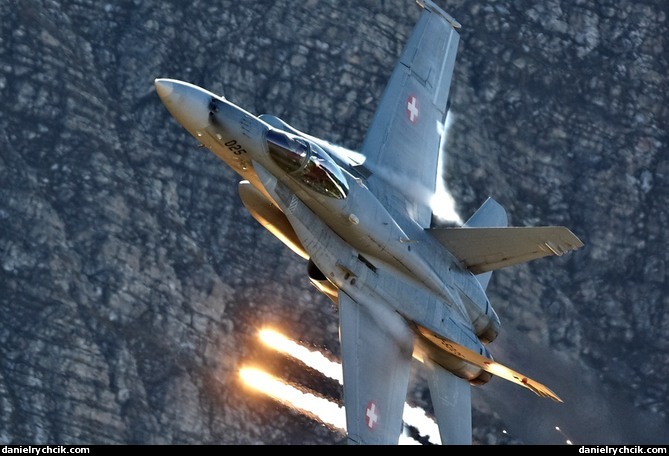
(155, 0, 583, 445)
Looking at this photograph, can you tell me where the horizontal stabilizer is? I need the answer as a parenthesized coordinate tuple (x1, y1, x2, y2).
(416, 325, 562, 402)
(428, 226, 584, 274)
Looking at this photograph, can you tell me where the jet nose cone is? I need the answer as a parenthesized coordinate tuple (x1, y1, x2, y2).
(154, 78, 175, 101)
(154, 78, 214, 134)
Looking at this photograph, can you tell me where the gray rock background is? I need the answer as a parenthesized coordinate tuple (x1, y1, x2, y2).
(0, 0, 667, 445)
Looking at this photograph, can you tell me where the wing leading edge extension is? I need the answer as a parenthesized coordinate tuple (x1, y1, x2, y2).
(358, 0, 460, 229)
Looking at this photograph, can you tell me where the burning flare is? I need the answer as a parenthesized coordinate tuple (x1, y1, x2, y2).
(240, 367, 345, 431)
(253, 327, 442, 444)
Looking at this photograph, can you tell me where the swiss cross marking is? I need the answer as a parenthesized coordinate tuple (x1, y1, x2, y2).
(406, 95, 419, 123)
(365, 401, 379, 430)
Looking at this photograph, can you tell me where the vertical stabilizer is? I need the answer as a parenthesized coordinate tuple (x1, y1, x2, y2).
(464, 198, 508, 289)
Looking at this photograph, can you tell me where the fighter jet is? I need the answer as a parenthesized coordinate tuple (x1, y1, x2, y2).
(155, 0, 583, 445)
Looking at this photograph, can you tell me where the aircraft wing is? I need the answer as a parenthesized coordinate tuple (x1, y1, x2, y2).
(338, 291, 414, 444)
(428, 226, 584, 274)
(358, 0, 461, 229)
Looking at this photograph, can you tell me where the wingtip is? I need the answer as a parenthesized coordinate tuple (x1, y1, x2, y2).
(416, 0, 462, 29)
(523, 378, 563, 403)
(543, 388, 564, 403)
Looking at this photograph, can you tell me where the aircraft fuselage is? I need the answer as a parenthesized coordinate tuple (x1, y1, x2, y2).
(155, 78, 499, 383)
(156, 2, 581, 443)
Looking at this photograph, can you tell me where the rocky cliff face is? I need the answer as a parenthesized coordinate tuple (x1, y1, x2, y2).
(1, 0, 667, 445)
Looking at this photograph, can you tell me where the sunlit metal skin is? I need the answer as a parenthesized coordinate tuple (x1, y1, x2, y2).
(307, 259, 339, 304)
(156, 79, 491, 317)
(154, 73, 538, 370)
(155, 2, 583, 444)
(251, 165, 493, 385)
(155, 76, 498, 364)
(238, 180, 309, 260)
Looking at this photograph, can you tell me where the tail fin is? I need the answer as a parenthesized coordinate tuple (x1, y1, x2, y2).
(463, 197, 508, 228)
(462, 198, 508, 290)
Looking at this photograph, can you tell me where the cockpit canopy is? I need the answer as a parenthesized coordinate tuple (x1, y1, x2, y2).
(266, 129, 349, 199)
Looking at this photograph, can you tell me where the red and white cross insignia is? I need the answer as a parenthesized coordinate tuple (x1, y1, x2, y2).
(406, 95, 419, 124)
(365, 401, 379, 430)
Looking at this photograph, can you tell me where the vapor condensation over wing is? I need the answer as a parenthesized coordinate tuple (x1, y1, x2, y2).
(431, 111, 462, 225)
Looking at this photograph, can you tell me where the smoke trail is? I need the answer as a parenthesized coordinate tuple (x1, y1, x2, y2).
(259, 329, 342, 382)
(240, 366, 429, 445)
(257, 328, 442, 444)
(240, 367, 345, 431)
